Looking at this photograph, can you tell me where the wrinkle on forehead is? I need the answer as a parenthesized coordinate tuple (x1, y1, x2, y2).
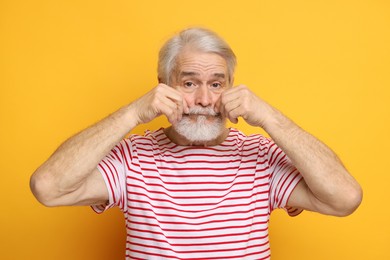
(179, 71, 226, 79)
(175, 51, 228, 79)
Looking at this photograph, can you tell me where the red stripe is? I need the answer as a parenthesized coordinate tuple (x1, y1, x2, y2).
(223, 137, 262, 147)
(129, 178, 258, 185)
(128, 233, 268, 247)
(155, 165, 257, 171)
(126, 246, 270, 260)
(103, 159, 118, 187)
(112, 148, 122, 163)
(134, 138, 263, 152)
(267, 143, 277, 165)
(128, 198, 268, 216)
(137, 150, 258, 159)
(275, 169, 297, 208)
(127, 181, 267, 199)
(269, 148, 284, 167)
(153, 129, 167, 139)
(127, 173, 269, 192)
(124, 139, 134, 165)
(143, 143, 264, 155)
(98, 163, 116, 204)
(277, 170, 301, 208)
(128, 240, 268, 255)
(154, 136, 262, 150)
(126, 168, 268, 185)
(128, 176, 255, 186)
(128, 219, 268, 232)
(127, 212, 269, 226)
(139, 157, 264, 165)
(128, 226, 267, 240)
(128, 204, 268, 220)
(127, 190, 269, 207)
(119, 142, 132, 171)
(105, 159, 124, 208)
(152, 171, 258, 178)
(127, 176, 264, 192)
(272, 153, 287, 170)
(128, 164, 268, 176)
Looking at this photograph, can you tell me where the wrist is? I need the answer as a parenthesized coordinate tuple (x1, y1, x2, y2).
(115, 103, 140, 131)
(261, 106, 296, 137)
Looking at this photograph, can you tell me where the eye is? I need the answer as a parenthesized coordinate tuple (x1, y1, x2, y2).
(184, 82, 195, 88)
(211, 82, 222, 88)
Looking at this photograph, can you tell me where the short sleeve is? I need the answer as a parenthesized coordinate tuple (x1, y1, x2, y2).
(91, 139, 131, 214)
(267, 140, 303, 216)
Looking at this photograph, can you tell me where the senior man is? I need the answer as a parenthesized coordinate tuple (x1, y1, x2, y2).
(30, 27, 362, 260)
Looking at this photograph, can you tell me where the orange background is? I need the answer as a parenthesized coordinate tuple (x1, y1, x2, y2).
(1, 0, 389, 259)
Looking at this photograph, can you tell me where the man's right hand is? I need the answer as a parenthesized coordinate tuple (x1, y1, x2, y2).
(30, 83, 189, 207)
(131, 83, 189, 125)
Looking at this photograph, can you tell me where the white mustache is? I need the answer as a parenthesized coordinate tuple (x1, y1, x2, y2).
(186, 106, 220, 116)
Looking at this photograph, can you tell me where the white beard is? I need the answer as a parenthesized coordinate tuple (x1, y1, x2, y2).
(173, 106, 226, 143)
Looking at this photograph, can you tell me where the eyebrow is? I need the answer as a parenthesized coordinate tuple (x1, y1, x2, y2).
(179, 71, 199, 78)
(179, 71, 226, 79)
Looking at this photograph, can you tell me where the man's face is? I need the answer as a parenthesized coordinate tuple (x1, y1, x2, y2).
(171, 50, 230, 143)
(173, 50, 229, 109)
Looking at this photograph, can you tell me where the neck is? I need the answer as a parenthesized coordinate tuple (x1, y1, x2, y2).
(164, 126, 230, 146)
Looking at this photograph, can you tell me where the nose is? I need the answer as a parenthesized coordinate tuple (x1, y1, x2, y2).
(195, 86, 212, 107)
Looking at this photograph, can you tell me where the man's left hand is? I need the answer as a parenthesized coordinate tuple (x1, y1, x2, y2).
(216, 85, 275, 128)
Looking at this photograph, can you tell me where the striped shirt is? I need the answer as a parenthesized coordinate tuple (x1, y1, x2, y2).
(92, 128, 303, 260)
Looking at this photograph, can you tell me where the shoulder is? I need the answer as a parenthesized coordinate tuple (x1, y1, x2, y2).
(229, 128, 270, 145)
(126, 128, 174, 152)
(127, 128, 164, 143)
(227, 128, 272, 158)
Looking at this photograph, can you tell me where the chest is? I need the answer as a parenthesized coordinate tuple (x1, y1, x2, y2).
(126, 148, 271, 224)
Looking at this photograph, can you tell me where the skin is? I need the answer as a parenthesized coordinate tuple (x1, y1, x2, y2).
(30, 49, 362, 217)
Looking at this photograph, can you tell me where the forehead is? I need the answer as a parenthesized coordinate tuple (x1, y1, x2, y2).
(176, 50, 228, 77)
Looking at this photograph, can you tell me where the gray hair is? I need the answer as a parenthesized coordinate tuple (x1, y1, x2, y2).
(158, 27, 237, 85)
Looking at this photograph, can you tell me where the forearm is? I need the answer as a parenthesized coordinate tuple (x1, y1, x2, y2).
(263, 107, 362, 211)
(31, 103, 138, 201)
(31, 83, 186, 206)
(218, 85, 362, 215)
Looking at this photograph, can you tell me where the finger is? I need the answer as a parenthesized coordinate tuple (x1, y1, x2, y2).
(168, 86, 188, 116)
(223, 97, 241, 115)
(157, 84, 186, 122)
(214, 95, 222, 114)
(218, 88, 241, 115)
(220, 88, 243, 106)
(158, 95, 181, 124)
(181, 94, 190, 115)
(159, 102, 180, 124)
(165, 87, 188, 120)
(226, 106, 241, 124)
(158, 84, 184, 104)
(216, 90, 235, 117)
(175, 99, 183, 122)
